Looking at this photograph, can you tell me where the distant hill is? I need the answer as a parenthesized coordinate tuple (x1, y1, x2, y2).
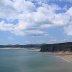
(0, 44, 41, 49)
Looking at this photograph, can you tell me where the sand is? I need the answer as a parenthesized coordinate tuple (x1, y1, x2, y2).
(54, 52, 72, 62)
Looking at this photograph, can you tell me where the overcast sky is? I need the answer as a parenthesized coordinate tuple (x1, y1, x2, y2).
(0, 0, 72, 44)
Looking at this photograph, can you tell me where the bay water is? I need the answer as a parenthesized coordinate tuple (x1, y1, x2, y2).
(0, 49, 72, 72)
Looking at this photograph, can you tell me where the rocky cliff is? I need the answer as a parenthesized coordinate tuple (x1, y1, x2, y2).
(40, 42, 72, 52)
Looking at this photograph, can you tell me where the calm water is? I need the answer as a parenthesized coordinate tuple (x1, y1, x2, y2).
(0, 49, 72, 72)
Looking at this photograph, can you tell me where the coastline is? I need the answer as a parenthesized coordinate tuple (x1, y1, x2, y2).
(0, 48, 40, 51)
(0, 48, 26, 50)
(54, 52, 72, 62)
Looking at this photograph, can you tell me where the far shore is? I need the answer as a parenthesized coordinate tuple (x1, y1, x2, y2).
(0, 48, 26, 50)
(0, 48, 40, 51)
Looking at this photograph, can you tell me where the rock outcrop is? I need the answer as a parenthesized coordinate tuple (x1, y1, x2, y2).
(40, 42, 72, 52)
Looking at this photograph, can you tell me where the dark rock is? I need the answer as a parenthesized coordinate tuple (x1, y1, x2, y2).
(40, 42, 72, 52)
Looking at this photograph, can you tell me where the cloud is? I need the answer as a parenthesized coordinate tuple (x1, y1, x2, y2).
(32, 3, 61, 24)
(12, 0, 35, 12)
(0, 20, 28, 36)
(47, 39, 57, 44)
(0, 21, 15, 31)
(0, 0, 35, 35)
(67, 7, 72, 16)
(40, 24, 52, 29)
(64, 24, 72, 36)
(26, 29, 44, 35)
(0, 0, 72, 36)
(63, 7, 72, 36)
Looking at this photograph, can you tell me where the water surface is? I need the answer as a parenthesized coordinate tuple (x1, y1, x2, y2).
(0, 49, 72, 72)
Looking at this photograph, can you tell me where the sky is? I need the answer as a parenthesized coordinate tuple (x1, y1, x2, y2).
(0, 0, 72, 44)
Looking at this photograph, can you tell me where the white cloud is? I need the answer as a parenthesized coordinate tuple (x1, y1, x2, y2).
(0, 21, 15, 31)
(52, 13, 70, 26)
(32, 3, 60, 24)
(0, 0, 35, 35)
(63, 7, 72, 36)
(0, 0, 72, 36)
(67, 7, 72, 16)
(64, 24, 72, 36)
(26, 30, 44, 35)
(12, 0, 35, 12)
(47, 39, 57, 44)
(0, 20, 28, 36)
(40, 24, 52, 29)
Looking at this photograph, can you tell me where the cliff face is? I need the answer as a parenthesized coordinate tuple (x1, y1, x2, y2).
(40, 42, 72, 52)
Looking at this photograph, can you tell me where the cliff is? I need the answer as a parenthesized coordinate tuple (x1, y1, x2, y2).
(40, 42, 72, 52)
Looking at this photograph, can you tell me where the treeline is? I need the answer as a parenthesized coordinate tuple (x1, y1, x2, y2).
(0, 44, 41, 48)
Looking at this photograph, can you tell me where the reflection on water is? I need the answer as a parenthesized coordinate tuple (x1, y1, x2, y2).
(0, 49, 72, 72)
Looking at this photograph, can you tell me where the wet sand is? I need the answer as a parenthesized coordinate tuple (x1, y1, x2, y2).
(54, 52, 72, 62)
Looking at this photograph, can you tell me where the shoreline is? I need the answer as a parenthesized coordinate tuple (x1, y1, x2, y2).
(56, 56, 72, 62)
(0, 48, 26, 50)
(53, 52, 72, 62)
(0, 48, 40, 51)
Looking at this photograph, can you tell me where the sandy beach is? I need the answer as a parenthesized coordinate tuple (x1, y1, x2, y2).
(54, 52, 72, 62)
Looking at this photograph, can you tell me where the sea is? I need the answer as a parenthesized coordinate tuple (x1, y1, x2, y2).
(0, 48, 72, 72)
